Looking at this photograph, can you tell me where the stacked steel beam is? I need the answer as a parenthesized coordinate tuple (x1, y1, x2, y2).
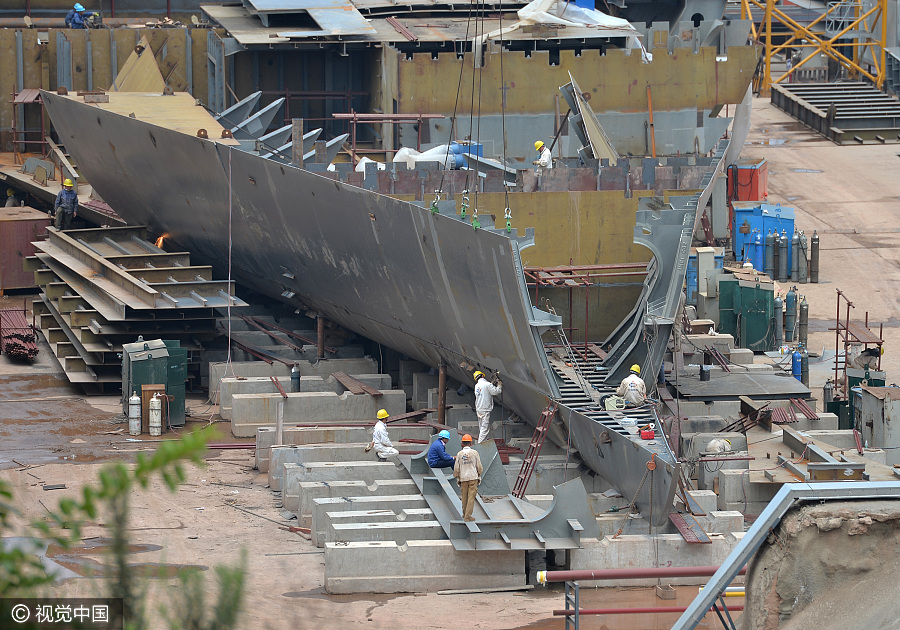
(0, 308, 39, 362)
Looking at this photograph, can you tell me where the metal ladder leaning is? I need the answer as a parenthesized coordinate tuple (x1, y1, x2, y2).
(512, 400, 559, 498)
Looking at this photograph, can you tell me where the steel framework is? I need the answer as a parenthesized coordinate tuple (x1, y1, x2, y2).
(743, 0, 888, 93)
(832, 288, 884, 401)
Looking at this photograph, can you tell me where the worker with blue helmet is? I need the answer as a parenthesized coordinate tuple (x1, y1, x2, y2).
(426, 429, 456, 469)
(66, 3, 98, 28)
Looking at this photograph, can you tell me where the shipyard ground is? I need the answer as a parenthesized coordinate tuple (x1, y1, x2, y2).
(2, 97, 899, 629)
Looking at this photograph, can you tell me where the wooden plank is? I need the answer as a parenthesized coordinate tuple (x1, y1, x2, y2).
(331, 371, 383, 397)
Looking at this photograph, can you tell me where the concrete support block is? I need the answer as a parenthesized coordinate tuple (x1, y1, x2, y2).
(313, 495, 428, 545)
(680, 432, 748, 462)
(672, 400, 742, 420)
(697, 451, 750, 491)
(398, 359, 426, 400)
(231, 389, 406, 437)
(427, 404, 476, 428)
(797, 429, 857, 450)
(684, 490, 718, 515)
(569, 533, 747, 586)
(412, 372, 439, 410)
(696, 510, 744, 534)
(680, 416, 727, 435)
(324, 540, 526, 594)
(427, 387, 474, 409)
(789, 412, 838, 431)
(686, 333, 734, 353)
(715, 469, 778, 512)
(727, 348, 754, 365)
(329, 520, 445, 545)
(220, 376, 327, 420)
(209, 362, 289, 400)
(298, 480, 421, 528)
(269, 450, 407, 491)
(255, 427, 277, 473)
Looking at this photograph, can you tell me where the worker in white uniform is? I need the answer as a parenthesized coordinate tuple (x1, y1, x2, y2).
(473, 370, 502, 443)
(532, 140, 552, 169)
(616, 364, 647, 406)
(365, 408, 398, 459)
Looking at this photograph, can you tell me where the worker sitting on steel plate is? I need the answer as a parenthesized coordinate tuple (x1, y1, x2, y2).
(616, 364, 647, 406)
(532, 140, 553, 169)
(53, 179, 77, 230)
(5, 188, 22, 208)
(473, 370, 502, 444)
(65, 3, 98, 28)
(364, 409, 398, 459)
(426, 430, 455, 469)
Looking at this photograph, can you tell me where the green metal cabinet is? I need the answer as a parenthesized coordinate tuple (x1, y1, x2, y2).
(121, 339, 169, 414)
(718, 276, 775, 352)
(164, 340, 187, 427)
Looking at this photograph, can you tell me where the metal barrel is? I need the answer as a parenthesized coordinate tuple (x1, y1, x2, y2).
(774, 296, 784, 346)
(800, 344, 809, 386)
(798, 231, 809, 283)
(810, 230, 820, 283)
(764, 230, 775, 278)
(798, 296, 809, 347)
(778, 229, 789, 280)
(792, 348, 802, 381)
(772, 232, 780, 280)
(791, 230, 800, 281)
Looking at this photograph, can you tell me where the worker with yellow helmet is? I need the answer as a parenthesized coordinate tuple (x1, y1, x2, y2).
(473, 370, 502, 443)
(365, 408, 398, 459)
(5, 188, 22, 208)
(53, 178, 78, 230)
(616, 364, 647, 406)
(532, 140, 553, 169)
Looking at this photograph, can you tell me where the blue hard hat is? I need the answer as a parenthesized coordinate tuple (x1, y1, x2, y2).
(438, 430, 451, 440)
(74, 3, 85, 10)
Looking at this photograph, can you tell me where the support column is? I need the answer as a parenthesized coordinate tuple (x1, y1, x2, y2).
(438, 362, 447, 425)
(292, 118, 304, 167)
(317, 316, 326, 360)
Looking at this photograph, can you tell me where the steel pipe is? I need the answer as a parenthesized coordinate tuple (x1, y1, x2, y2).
(554, 605, 744, 616)
(537, 566, 746, 584)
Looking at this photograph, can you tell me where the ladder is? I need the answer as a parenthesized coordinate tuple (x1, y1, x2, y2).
(553, 324, 593, 398)
(512, 400, 559, 498)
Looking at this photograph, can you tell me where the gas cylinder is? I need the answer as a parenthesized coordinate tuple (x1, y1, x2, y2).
(765, 230, 775, 278)
(774, 296, 784, 346)
(128, 394, 141, 436)
(779, 229, 789, 280)
(792, 348, 802, 382)
(785, 287, 797, 342)
(291, 362, 301, 393)
(810, 230, 820, 283)
(798, 231, 809, 284)
(753, 231, 764, 273)
(800, 344, 809, 387)
(823, 379, 834, 404)
(771, 231, 780, 280)
(149, 394, 162, 437)
(791, 230, 800, 281)
(798, 295, 809, 347)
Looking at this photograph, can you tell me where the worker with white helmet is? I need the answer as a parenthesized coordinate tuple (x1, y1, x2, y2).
(616, 364, 647, 406)
(53, 179, 77, 230)
(473, 370, 502, 443)
(532, 140, 553, 169)
(365, 409, 398, 459)
(66, 3, 98, 28)
(426, 429, 455, 469)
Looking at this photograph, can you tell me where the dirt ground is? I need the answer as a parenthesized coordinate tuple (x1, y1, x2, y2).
(3, 97, 899, 628)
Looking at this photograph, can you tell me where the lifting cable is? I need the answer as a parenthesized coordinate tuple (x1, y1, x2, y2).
(498, 0, 512, 232)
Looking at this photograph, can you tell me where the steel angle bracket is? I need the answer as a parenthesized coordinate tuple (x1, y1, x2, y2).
(231, 98, 285, 140)
(215, 91, 261, 126)
(400, 436, 598, 551)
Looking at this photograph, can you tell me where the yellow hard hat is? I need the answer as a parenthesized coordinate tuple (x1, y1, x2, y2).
(473, 371, 484, 381)
(534, 141, 544, 151)
(63, 179, 73, 187)
(376, 409, 389, 420)
(630, 364, 641, 375)
(880, 346, 885, 356)
(6, 188, 14, 197)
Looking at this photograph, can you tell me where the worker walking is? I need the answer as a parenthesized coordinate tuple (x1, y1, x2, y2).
(427, 430, 455, 469)
(616, 364, 647, 406)
(453, 434, 482, 521)
(473, 370, 502, 443)
(52, 179, 77, 230)
(532, 140, 553, 169)
(66, 3, 98, 28)
(365, 409, 398, 459)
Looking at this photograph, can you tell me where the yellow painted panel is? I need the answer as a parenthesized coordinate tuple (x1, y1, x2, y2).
(68, 30, 89, 92)
(0, 30, 15, 151)
(191, 28, 209, 100)
(397, 46, 759, 115)
(111, 35, 165, 92)
(88, 30, 112, 93)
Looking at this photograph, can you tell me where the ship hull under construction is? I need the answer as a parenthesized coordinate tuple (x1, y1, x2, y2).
(41, 91, 678, 525)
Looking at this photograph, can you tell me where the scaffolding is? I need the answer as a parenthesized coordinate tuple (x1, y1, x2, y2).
(524, 263, 649, 360)
(832, 289, 883, 401)
(742, 0, 888, 94)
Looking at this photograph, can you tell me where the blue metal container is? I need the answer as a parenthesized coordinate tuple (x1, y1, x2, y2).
(732, 202, 795, 264)
(792, 349, 802, 381)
